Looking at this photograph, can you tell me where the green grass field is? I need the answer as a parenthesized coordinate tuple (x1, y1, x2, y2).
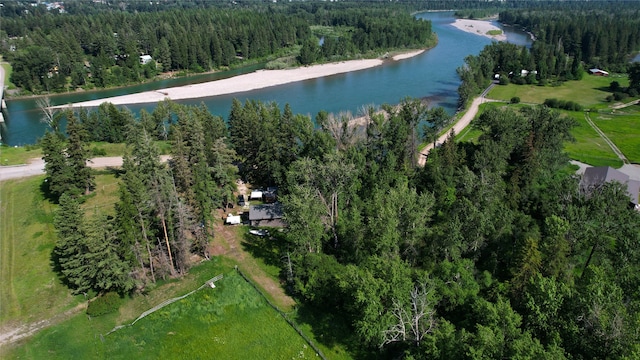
(0, 145, 43, 166)
(1, 175, 334, 359)
(2, 61, 13, 88)
(487, 74, 630, 106)
(591, 110, 640, 163)
(0, 173, 127, 328)
(0, 176, 82, 327)
(5, 270, 319, 360)
(562, 111, 623, 168)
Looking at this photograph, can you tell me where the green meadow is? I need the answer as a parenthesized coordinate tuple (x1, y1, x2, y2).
(0, 176, 81, 327)
(487, 74, 629, 106)
(591, 110, 640, 163)
(1, 175, 336, 359)
(5, 270, 318, 360)
(562, 111, 623, 168)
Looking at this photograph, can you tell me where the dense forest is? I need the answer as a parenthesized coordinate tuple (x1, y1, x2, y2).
(15, 1, 640, 358)
(43, 101, 237, 292)
(500, 6, 640, 71)
(42, 95, 640, 358)
(0, 2, 433, 93)
(456, 2, 640, 106)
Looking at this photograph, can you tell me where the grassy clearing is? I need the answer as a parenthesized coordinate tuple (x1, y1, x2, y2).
(4, 269, 319, 360)
(562, 111, 623, 168)
(0, 145, 43, 166)
(0, 176, 82, 327)
(487, 74, 630, 106)
(1, 62, 14, 88)
(486, 30, 503, 36)
(0, 173, 123, 329)
(591, 111, 640, 163)
(81, 173, 121, 217)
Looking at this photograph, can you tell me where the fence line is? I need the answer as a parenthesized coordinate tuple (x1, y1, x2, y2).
(234, 266, 327, 360)
(105, 274, 223, 336)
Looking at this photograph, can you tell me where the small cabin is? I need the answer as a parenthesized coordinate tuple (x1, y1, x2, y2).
(589, 68, 609, 76)
(249, 203, 285, 227)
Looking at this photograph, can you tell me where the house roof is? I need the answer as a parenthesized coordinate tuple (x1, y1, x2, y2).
(582, 166, 629, 186)
(249, 203, 283, 221)
(628, 180, 640, 205)
(581, 166, 640, 205)
(589, 68, 609, 75)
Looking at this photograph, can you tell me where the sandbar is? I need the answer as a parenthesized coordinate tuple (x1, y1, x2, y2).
(55, 51, 425, 109)
(451, 19, 507, 42)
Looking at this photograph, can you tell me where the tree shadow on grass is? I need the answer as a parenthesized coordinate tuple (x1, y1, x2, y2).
(240, 229, 289, 270)
(294, 303, 376, 360)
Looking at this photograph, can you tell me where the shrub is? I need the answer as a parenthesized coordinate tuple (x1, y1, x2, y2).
(544, 98, 559, 108)
(544, 98, 582, 111)
(613, 92, 629, 101)
(609, 81, 621, 92)
(606, 95, 614, 102)
(628, 88, 638, 97)
(510, 96, 521, 104)
(87, 292, 122, 317)
(512, 76, 526, 85)
(91, 147, 107, 156)
(499, 75, 510, 85)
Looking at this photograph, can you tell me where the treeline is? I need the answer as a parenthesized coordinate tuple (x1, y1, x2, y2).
(44, 101, 237, 295)
(457, 42, 582, 106)
(500, 5, 640, 71)
(1, 3, 433, 93)
(41, 97, 640, 358)
(274, 104, 640, 358)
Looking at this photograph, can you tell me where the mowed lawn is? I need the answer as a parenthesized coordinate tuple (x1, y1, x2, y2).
(487, 74, 630, 106)
(562, 111, 623, 168)
(0, 174, 121, 329)
(591, 110, 640, 164)
(5, 271, 319, 360)
(0, 176, 81, 327)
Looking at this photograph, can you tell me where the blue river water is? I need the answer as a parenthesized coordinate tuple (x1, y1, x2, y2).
(0, 12, 531, 146)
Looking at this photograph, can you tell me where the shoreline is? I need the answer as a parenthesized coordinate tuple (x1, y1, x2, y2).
(450, 19, 507, 42)
(53, 50, 426, 109)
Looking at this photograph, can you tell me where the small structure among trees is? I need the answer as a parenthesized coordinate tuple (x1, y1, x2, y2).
(589, 68, 609, 76)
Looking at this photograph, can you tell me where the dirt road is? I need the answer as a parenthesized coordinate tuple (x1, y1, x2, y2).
(0, 156, 171, 182)
(419, 93, 500, 166)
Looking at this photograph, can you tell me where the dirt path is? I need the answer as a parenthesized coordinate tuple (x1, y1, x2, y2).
(584, 112, 629, 164)
(209, 208, 296, 311)
(419, 91, 501, 166)
(0, 155, 171, 182)
(0, 303, 86, 348)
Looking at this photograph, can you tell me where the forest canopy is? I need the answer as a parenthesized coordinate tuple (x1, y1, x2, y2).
(0, 2, 434, 93)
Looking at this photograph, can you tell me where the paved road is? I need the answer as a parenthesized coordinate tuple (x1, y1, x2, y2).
(0, 156, 171, 181)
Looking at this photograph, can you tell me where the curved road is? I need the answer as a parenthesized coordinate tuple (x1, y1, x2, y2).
(419, 85, 499, 166)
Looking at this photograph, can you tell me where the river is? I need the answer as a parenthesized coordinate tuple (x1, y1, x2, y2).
(0, 11, 531, 146)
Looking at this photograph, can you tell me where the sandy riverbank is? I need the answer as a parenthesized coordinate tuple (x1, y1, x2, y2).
(451, 19, 506, 41)
(54, 50, 426, 109)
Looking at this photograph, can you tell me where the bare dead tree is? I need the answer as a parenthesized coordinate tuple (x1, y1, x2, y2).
(381, 282, 438, 349)
(37, 96, 62, 132)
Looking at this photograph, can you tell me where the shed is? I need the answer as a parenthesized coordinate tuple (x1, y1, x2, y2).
(140, 55, 153, 65)
(249, 203, 285, 227)
(225, 213, 242, 225)
(250, 190, 263, 200)
(589, 68, 609, 76)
